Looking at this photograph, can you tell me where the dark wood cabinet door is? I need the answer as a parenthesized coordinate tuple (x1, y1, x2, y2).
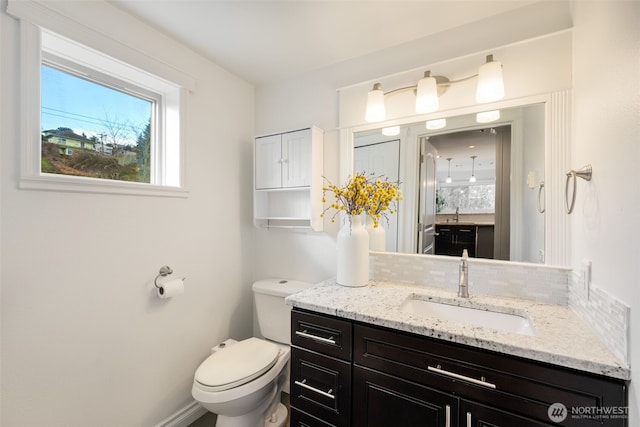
(461, 399, 553, 427)
(353, 366, 458, 427)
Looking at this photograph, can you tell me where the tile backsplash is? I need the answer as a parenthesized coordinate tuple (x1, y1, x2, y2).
(369, 251, 629, 365)
(568, 270, 630, 365)
(369, 252, 570, 304)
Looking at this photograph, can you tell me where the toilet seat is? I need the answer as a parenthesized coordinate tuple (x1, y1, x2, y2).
(194, 337, 280, 392)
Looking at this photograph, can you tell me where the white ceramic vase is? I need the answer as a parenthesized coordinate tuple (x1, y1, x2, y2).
(365, 215, 386, 252)
(336, 215, 369, 287)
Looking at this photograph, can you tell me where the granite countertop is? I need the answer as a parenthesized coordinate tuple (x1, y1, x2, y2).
(286, 279, 630, 381)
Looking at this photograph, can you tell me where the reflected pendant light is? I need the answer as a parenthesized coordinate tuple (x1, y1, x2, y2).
(415, 71, 439, 114)
(476, 110, 501, 123)
(365, 83, 386, 122)
(469, 155, 477, 183)
(426, 118, 447, 130)
(446, 158, 452, 183)
(382, 126, 400, 136)
(476, 55, 504, 103)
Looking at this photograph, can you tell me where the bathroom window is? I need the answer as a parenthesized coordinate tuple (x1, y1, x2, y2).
(41, 61, 155, 184)
(437, 184, 496, 214)
(13, 17, 192, 197)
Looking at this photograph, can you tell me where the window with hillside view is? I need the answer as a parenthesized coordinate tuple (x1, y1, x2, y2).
(41, 64, 153, 183)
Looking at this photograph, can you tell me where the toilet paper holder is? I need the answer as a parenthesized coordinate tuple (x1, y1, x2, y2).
(154, 265, 185, 289)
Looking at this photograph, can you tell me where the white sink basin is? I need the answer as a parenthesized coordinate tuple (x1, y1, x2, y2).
(399, 297, 535, 336)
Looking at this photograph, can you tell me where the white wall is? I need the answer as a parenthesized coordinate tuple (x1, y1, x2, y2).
(0, 2, 255, 426)
(571, 0, 640, 421)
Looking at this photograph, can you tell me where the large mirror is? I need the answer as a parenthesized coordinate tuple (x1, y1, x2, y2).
(352, 103, 547, 264)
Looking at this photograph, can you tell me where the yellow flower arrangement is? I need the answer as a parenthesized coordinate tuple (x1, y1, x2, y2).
(321, 172, 402, 228)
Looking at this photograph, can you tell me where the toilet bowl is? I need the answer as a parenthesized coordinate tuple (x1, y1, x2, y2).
(192, 338, 290, 427)
(192, 279, 312, 427)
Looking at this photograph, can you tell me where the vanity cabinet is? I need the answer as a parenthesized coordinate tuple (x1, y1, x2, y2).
(435, 224, 477, 257)
(253, 126, 323, 230)
(290, 310, 352, 427)
(290, 308, 628, 427)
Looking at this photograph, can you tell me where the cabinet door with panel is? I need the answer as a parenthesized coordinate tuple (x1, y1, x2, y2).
(282, 129, 312, 188)
(353, 365, 458, 427)
(255, 129, 311, 190)
(255, 133, 284, 189)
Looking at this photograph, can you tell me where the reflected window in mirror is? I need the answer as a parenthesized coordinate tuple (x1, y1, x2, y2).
(437, 185, 495, 214)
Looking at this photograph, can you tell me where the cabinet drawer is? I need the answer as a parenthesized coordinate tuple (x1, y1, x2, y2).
(292, 309, 352, 360)
(291, 347, 351, 427)
(354, 324, 627, 426)
(290, 407, 336, 427)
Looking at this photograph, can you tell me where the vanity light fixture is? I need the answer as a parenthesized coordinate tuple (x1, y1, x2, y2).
(469, 155, 477, 183)
(415, 71, 439, 114)
(476, 110, 501, 123)
(446, 158, 453, 183)
(382, 126, 400, 136)
(365, 83, 386, 122)
(426, 118, 447, 130)
(364, 54, 504, 123)
(476, 55, 505, 103)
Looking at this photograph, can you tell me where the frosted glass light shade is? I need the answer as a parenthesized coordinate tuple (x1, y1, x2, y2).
(469, 175, 477, 183)
(446, 176, 452, 183)
(415, 75, 439, 114)
(382, 126, 400, 136)
(426, 118, 446, 130)
(365, 84, 386, 122)
(476, 56, 504, 103)
(476, 110, 501, 123)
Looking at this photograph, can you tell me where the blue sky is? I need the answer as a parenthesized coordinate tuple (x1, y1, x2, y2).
(41, 64, 151, 146)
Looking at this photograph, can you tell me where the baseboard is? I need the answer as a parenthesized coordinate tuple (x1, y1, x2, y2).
(155, 400, 208, 427)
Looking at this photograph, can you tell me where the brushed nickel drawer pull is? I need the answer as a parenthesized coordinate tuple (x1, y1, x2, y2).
(428, 365, 497, 389)
(295, 330, 336, 345)
(445, 405, 451, 427)
(294, 379, 336, 399)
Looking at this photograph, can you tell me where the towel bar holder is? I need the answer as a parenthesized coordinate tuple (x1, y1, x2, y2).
(565, 164, 592, 214)
(537, 182, 545, 214)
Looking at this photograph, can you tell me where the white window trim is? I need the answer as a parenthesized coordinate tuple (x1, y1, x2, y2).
(10, 1, 193, 197)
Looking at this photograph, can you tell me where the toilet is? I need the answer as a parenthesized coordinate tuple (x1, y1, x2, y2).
(192, 279, 312, 427)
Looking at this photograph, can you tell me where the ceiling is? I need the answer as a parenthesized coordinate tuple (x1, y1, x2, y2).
(110, 1, 540, 86)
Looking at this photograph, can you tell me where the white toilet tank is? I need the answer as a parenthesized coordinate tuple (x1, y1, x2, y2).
(253, 279, 312, 345)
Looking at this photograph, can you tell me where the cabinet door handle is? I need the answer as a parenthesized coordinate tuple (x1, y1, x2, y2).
(445, 405, 451, 427)
(428, 365, 497, 389)
(466, 412, 472, 427)
(294, 379, 335, 400)
(295, 330, 336, 345)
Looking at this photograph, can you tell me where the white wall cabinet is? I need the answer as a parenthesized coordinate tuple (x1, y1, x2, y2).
(254, 126, 323, 230)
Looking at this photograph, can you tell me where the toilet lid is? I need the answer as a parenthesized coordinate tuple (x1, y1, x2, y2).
(194, 337, 280, 391)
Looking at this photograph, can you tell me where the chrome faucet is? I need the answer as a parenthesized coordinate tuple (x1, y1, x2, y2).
(454, 207, 459, 223)
(458, 249, 469, 298)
